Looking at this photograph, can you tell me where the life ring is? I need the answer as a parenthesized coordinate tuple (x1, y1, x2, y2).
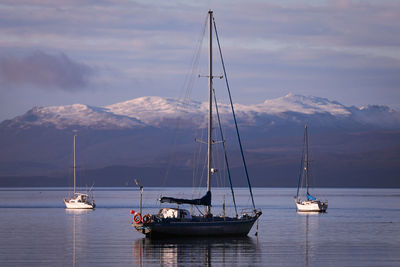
(133, 213, 142, 224)
(142, 214, 151, 224)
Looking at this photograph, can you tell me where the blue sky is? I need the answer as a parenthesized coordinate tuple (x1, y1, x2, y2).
(0, 0, 399, 121)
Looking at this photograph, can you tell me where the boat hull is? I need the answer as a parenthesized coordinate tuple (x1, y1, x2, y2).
(64, 200, 95, 209)
(134, 215, 261, 238)
(295, 200, 327, 212)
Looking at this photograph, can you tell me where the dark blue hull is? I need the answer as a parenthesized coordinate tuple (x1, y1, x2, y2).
(134, 213, 261, 238)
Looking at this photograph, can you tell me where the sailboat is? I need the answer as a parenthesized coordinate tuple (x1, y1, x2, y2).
(64, 134, 95, 209)
(294, 125, 327, 212)
(131, 10, 261, 238)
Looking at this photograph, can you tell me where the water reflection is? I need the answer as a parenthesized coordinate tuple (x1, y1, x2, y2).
(305, 214, 309, 267)
(297, 212, 320, 267)
(133, 236, 260, 267)
(65, 209, 93, 267)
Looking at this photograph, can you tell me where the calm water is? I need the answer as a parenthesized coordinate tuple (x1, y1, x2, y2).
(0, 187, 399, 266)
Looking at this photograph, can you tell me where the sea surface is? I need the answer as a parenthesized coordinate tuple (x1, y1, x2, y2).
(0, 187, 399, 266)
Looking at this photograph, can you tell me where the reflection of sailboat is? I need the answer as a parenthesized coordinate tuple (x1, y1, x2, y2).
(66, 209, 93, 267)
(294, 125, 327, 212)
(305, 214, 309, 267)
(64, 134, 95, 209)
(297, 212, 318, 267)
(132, 236, 259, 267)
(131, 10, 261, 238)
(73, 211, 77, 267)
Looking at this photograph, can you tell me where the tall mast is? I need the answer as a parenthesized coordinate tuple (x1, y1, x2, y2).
(206, 10, 213, 215)
(305, 125, 309, 195)
(73, 134, 77, 195)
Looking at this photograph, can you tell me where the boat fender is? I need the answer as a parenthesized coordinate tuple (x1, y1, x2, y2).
(133, 213, 142, 224)
(142, 214, 151, 224)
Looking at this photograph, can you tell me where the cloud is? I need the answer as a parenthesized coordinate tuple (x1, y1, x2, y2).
(0, 0, 400, 117)
(0, 51, 92, 91)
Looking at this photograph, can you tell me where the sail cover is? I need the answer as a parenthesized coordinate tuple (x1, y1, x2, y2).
(160, 191, 211, 206)
(307, 193, 316, 201)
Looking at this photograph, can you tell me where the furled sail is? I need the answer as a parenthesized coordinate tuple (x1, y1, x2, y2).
(160, 191, 211, 206)
(307, 193, 316, 201)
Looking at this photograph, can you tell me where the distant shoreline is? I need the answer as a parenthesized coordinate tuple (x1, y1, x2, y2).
(1, 185, 399, 189)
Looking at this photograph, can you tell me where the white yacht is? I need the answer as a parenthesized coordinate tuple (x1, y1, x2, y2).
(294, 125, 327, 212)
(295, 198, 327, 212)
(64, 134, 95, 209)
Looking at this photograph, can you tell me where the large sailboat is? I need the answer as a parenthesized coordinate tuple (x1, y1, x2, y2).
(64, 134, 95, 209)
(131, 10, 261, 238)
(294, 125, 327, 212)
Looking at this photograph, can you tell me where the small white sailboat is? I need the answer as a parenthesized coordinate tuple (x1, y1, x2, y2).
(294, 125, 327, 212)
(64, 134, 95, 209)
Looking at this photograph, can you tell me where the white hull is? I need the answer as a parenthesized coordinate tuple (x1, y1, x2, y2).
(295, 200, 327, 212)
(64, 200, 95, 209)
(64, 193, 95, 209)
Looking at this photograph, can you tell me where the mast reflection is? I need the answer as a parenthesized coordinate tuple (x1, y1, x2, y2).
(297, 211, 320, 267)
(66, 209, 92, 267)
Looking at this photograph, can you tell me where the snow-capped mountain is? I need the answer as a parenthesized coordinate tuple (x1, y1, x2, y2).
(105, 96, 206, 127)
(104, 93, 400, 129)
(257, 93, 351, 116)
(3, 104, 143, 129)
(1, 93, 399, 188)
(1, 94, 399, 130)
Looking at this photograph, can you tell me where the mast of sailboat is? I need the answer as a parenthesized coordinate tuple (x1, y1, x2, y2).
(305, 125, 309, 196)
(206, 10, 213, 216)
(73, 134, 77, 195)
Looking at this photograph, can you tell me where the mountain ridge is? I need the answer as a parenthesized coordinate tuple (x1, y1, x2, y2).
(2, 93, 399, 130)
(1, 93, 399, 187)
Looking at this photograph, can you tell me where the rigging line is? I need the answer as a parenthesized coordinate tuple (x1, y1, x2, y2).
(214, 113, 228, 189)
(176, 12, 208, 104)
(216, 145, 227, 188)
(195, 204, 205, 216)
(192, 131, 200, 197)
(305, 125, 309, 196)
(192, 126, 206, 197)
(213, 88, 238, 217)
(212, 116, 223, 188)
(183, 14, 208, 102)
(306, 126, 316, 195)
(161, 14, 207, 188)
(193, 126, 208, 194)
(213, 17, 256, 210)
(198, 147, 208, 190)
(308, 151, 316, 196)
(296, 129, 306, 199)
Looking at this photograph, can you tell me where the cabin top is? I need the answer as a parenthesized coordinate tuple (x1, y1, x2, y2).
(158, 208, 192, 219)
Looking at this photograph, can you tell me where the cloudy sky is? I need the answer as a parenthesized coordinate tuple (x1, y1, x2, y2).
(0, 0, 399, 121)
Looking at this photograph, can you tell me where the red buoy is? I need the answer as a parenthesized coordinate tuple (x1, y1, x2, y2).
(130, 210, 135, 214)
(142, 214, 151, 224)
(133, 213, 142, 224)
